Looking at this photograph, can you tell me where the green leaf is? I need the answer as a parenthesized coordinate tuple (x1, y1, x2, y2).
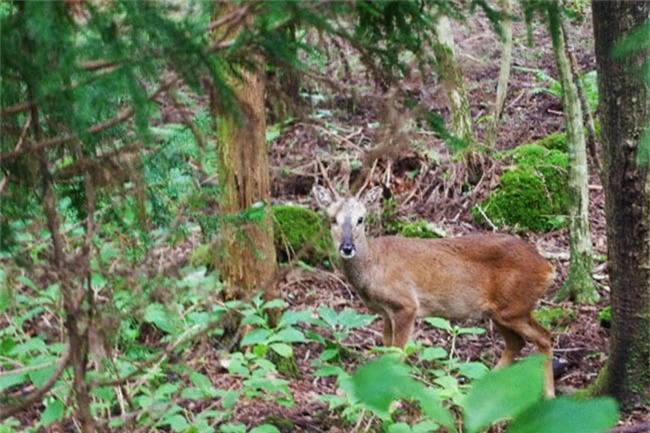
(144, 303, 174, 333)
(506, 397, 618, 433)
(424, 317, 452, 332)
(317, 306, 338, 328)
(240, 329, 271, 346)
(457, 362, 489, 380)
(421, 347, 448, 361)
(348, 354, 452, 429)
(40, 399, 64, 426)
(165, 414, 189, 432)
(190, 372, 213, 393)
(387, 423, 412, 433)
(270, 343, 293, 358)
(456, 326, 486, 335)
(250, 425, 281, 433)
(262, 298, 286, 310)
(462, 356, 545, 433)
(272, 328, 306, 343)
(219, 423, 246, 433)
(338, 308, 376, 329)
(0, 372, 27, 393)
(28, 355, 56, 388)
(412, 420, 439, 433)
(278, 310, 312, 327)
(9, 337, 47, 356)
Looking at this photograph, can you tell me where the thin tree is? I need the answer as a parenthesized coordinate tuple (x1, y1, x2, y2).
(548, 2, 599, 303)
(486, 0, 513, 147)
(433, 16, 474, 147)
(590, 0, 650, 408)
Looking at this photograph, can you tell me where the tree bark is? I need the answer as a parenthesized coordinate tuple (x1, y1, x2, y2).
(433, 16, 474, 148)
(590, 0, 650, 408)
(486, 0, 513, 148)
(548, 3, 599, 304)
(211, 2, 277, 301)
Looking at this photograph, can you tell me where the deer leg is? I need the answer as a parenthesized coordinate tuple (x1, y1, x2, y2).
(382, 315, 393, 346)
(492, 321, 525, 369)
(499, 316, 555, 399)
(389, 306, 416, 349)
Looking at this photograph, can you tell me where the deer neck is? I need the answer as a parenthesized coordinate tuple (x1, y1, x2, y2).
(340, 236, 373, 292)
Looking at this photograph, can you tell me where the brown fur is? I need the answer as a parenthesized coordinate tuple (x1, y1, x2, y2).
(312, 185, 556, 398)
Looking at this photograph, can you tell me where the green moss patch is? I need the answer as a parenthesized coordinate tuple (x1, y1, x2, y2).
(474, 143, 568, 232)
(399, 220, 443, 239)
(533, 306, 576, 332)
(272, 205, 333, 266)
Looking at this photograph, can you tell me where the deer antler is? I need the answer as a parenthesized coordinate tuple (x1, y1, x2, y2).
(316, 157, 338, 196)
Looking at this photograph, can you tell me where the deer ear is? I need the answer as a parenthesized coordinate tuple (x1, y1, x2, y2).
(312, 185, 335, 209)
(360, 186, 383, 210)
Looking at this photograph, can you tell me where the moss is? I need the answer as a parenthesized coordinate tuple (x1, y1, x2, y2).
(598, 306, 611, 329)
(536, 132, 568, 152)
(533, 306, 576, 332)
(272, 205, 333, 266)
(399, 220, 443, 239)
(474, 170, 555, 232)
(475, 144, 569, 232)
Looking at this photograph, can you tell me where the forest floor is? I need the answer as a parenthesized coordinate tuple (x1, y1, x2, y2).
(223, 10, 648, 433)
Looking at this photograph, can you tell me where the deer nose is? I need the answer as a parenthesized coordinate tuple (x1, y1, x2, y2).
(339, 243, 356, 258)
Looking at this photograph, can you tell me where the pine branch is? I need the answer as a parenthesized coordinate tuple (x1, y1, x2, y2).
(0, 78, 178, 164)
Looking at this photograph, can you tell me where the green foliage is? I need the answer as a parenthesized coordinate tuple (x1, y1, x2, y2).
(399, 220, 443, 239)
(533, 307, 576, 332)
(474, 144, 568, 232)
(343, 354, 618, 433)
(598, 305, 612, 329)
(272, 205, 334, 266)
(516, 66, 599, 113)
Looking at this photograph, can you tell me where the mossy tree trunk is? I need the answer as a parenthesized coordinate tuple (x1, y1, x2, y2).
(590, 0, 650, 408)
(212, 2, 277, 301)
(432, 16, 474, 148)
(548, 3, 599, 304)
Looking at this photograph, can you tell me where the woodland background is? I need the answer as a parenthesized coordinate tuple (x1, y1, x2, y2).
(0, 1, 648, 433)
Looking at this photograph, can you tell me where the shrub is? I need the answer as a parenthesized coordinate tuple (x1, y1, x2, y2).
(272, 205, 333, 266)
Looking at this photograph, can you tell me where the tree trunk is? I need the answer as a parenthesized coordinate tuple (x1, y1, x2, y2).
(548, 3, 599, 304)
(590, 0, 650, 408)
(486, 0, 513, 147)
(211, 3, 277, 301)
(433, 16, 474, 148)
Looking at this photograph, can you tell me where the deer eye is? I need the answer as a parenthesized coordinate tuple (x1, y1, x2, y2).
(357, 217, 364, 225)
(330, 217, 338, 226)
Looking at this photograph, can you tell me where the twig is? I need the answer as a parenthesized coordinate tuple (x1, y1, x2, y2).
(0, 344, 70, 420)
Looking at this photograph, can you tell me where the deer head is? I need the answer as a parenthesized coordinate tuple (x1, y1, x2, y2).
(312, 185, 383, 259)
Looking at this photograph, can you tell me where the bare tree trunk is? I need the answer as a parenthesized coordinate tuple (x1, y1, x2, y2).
(590, 0, 650, 408)
(548, 3, 599, 304)
(433, 16, 474, 148)
(211, 2, 277, 301)
(487, 0, 513, 147)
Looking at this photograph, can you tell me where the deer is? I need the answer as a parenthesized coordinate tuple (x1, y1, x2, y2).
(312, 184, 556, 398)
